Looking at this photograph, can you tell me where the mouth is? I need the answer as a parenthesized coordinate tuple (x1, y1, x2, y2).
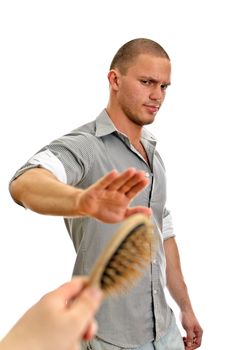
(143, 104, 160, 114)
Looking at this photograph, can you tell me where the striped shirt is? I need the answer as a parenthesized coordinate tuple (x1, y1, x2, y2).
(10, 109, 175, 347)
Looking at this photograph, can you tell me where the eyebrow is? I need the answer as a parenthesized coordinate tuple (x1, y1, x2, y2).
(139, 76, 171, 86)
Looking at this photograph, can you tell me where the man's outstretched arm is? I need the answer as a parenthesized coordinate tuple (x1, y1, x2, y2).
(10, 167, 151, 223)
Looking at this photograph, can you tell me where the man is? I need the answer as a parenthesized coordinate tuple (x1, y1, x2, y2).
(9, 38, 203, 349)
(0, 277, 103, 350)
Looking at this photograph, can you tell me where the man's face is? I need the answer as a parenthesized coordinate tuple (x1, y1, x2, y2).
(115, 54, 171, 126)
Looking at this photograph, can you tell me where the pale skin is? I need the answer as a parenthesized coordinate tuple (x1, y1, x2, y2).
(10, 53, 203, 348)
(0, 277, 103, 350)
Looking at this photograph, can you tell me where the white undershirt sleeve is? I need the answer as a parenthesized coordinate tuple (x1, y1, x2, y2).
(28, 149, 67, 184)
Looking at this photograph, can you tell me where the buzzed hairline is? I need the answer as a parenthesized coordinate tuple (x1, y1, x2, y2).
(110, 38, 170, 75)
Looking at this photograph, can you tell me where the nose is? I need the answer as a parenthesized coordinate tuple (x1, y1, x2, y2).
(149, 85, 163, 101)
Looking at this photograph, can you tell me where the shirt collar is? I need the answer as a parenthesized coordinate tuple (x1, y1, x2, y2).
(95, 109, 117, 137)
(95, 109, 157, 146)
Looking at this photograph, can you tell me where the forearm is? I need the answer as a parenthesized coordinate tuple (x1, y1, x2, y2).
(10, 167, 151, 223)
(164, 237, 194, 313)
(10, 168, 83, 217)
(168, 274, 193, 313)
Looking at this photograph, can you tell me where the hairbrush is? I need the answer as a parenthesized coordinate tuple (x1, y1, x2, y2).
(88, 214, 157, 297)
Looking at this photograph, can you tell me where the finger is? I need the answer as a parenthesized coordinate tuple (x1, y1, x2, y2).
(50, 276, 88, 303)
(186, 326, 203, 349)
(106, 169, 140, 191)
(114, 171, 148, 193)
(185, 330, 196, 348)
(67, 344, 80, 350)
(185, 342, 193, 349)
(192, 338, 201, 348)
(82, 319, 98, 340)
(93, 170, 120, 190)
(125, 178, 149, 199)
(70, 287, 103, 338)
(96, 168, 142, 191)
(194, 326, 203, 341)
(192, 330, 203, 348)
(125, 206, 152, 218)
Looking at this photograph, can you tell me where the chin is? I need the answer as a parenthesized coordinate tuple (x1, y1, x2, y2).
(143, 114, 156, 125)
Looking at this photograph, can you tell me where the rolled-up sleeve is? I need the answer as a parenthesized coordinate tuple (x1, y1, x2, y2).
(162, 209, 175, 240)
(27, 149, 67, 183)
(9, 148, 68, 185)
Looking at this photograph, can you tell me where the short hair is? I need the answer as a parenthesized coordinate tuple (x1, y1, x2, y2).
(110, 38, 170, 74)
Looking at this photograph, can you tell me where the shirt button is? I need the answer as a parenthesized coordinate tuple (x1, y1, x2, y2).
(153, 259, 157, 264)
(145, 172, 150, 178)
(153, 289, 157, 294)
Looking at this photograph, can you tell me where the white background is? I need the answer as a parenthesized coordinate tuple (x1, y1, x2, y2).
(0, 1, 231, 348)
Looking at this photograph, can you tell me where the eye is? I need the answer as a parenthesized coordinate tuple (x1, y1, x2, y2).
(140, 80, 151, 86)
(161, 84, 169, 90)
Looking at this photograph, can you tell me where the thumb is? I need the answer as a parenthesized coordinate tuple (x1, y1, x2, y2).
(70, 287, 103, 338)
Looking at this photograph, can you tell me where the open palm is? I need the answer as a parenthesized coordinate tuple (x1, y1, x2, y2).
(76, 168, 151, 223)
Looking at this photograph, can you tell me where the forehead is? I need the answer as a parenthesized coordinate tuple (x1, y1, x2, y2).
(126, 54, 171, 82)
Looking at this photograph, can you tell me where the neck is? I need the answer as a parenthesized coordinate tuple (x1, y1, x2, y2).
(106, 104, 142, 145)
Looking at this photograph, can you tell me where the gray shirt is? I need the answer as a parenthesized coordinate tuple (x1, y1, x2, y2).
(10, 110, 175, 347)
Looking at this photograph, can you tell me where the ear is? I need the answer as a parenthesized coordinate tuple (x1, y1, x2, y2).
(108, 69, 121, 91)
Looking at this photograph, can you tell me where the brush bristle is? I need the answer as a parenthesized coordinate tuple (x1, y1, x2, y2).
(89, 215, 157, 297)
(100, 224, 154, 295)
